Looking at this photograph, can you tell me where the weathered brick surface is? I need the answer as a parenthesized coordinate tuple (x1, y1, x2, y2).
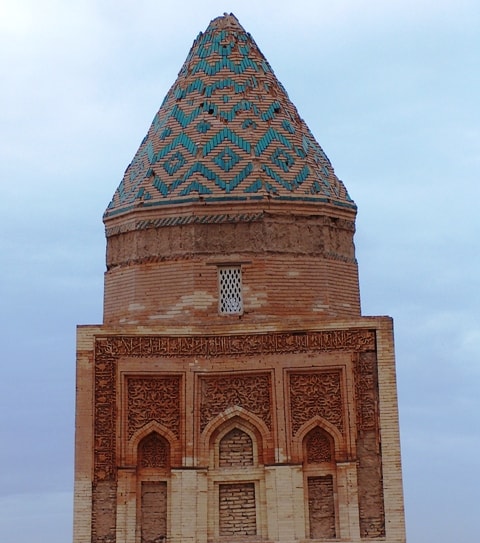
(103, 213, 360, 326)
(219, 483, 257, 536)
(356, 351, 386, 538)
(91, 481, 116, 543)
(219, 428, 254, 467)
(74, 322, 405, 543)
(308, 475, 336, 538)
(141, 481, 167, 543)
(357, 431, 386, 538)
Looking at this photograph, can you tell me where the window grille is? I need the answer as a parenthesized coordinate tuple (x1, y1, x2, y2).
(218, 266, 243, 314)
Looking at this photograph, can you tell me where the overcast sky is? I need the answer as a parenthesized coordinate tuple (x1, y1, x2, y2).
(1, 1, 479, 542)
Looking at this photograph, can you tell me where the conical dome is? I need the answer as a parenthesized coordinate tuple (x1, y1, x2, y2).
(104, 13, 355, 219)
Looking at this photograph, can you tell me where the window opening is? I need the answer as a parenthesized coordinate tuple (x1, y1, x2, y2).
(218, 266, 243, 314)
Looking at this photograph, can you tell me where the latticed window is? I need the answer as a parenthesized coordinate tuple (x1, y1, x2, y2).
(218, 266, 243, 314)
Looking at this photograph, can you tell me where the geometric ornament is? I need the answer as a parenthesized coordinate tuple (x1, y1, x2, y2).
(163, 150, 186, 176)
(213, 146, 241, 172)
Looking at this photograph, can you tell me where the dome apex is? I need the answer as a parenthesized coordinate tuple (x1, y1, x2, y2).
(105, 13, 355, 220)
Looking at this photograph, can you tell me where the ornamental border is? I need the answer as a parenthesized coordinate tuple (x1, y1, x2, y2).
(95, 328, 375, 360)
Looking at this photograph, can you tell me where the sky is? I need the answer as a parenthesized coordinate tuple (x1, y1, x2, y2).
(0, 0, 479, 541)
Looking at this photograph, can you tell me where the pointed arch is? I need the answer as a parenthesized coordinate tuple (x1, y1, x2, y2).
(297, 419, 342, 539)
(291, 415, 345, 463)
(198, 406, 273, 465)
(137, 432, 170, 470)
(304, 426, 334, 464)
(126, 420, 179, 466)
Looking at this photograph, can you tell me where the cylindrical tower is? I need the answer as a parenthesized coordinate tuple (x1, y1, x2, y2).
(103, 13, 360, 329)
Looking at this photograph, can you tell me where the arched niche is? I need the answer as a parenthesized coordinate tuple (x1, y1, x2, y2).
(304, 426, 335, 465)
(291, 415, 345, 463)
(199, 406, 273, 466)
(126, 420, 179, 467)
(138, 432, 170, 470)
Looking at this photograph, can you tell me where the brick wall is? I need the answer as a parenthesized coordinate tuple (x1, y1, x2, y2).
(75, 320, 405, 543)
(219, 428, 254, 467)
(219, 482, 257, 536)
(307, 475, 336, 538)
(141, 481, 167, 543)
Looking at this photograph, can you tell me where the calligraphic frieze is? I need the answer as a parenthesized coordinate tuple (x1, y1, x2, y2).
(94, 329, 375, 359)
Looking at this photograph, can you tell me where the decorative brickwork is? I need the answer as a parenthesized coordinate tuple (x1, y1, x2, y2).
(219, 483, 257, 536)
(219, 428, 254, 467)
(87, 329, 393, 542)
(104, 15, 354, 219)
(127, 376, 181, 439)
(93, 355, 116, 483)
(200, 373, 271, 431)
(91, 330, 373, 484)
(75, 11, 405, 543)
(307, 476, 336, 539)
(354, 351, 386, 538)
(289, 371, 344, 434)
(355, 351, 378, 431)
(105, 211, 264, 236)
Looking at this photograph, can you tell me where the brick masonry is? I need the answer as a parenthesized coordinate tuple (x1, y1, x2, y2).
(74, 12, 405, 543)
(308, 475, 336, 539)
(219, 483, 257, 536)
(141, 482, 167, 543)
(103, 211, 361, 327)
(74, 321, 405, 543)
(219, 428, 254, 467)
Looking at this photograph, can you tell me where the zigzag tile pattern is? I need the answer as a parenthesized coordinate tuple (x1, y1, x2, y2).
(105, 14, 355, 218)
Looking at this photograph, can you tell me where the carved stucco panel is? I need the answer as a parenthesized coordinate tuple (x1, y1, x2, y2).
(199, 373, 272, 431)
(138, 433, 170, 469)
(92, 330, 375, 480)
(94, 357, 117, 482)
(127, 376, 181, 439)
(290, 371, 344, 435)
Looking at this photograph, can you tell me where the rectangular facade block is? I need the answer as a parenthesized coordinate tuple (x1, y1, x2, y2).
(75, 321, 404, 543)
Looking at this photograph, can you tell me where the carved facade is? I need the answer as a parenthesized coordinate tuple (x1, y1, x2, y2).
(74, 12, 405, 543)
